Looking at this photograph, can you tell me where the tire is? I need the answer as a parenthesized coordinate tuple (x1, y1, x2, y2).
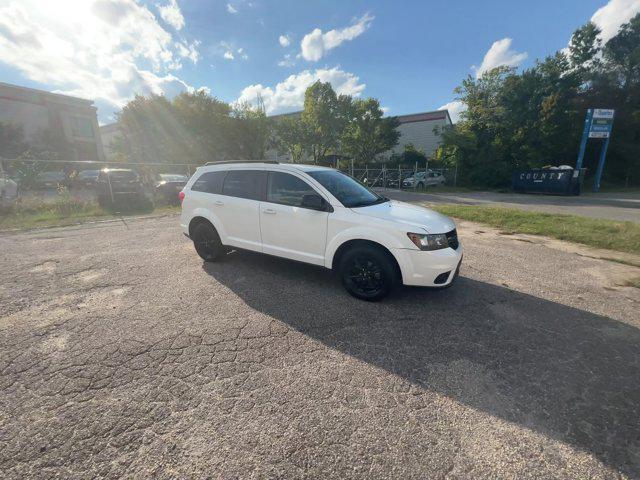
(192, 222, 223, 262)
(339, 245, 397, 301)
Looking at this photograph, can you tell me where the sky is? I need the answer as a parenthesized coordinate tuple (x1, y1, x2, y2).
(1, 0, 639, 125)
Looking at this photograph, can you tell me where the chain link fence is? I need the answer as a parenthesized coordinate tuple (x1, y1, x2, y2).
(0, 157, 197, 207)
(336, 163, 454, 191)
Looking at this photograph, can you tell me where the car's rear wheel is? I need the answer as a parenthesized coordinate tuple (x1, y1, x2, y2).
(339, 246, 397, 301)
(192, 222, 223, 262)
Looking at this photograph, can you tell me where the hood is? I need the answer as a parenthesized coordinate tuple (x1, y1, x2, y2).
(351, 200, 455, 233)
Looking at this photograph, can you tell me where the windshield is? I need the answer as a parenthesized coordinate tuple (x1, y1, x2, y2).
(307, 170, 387, 208)
(79, 170, 100, 178)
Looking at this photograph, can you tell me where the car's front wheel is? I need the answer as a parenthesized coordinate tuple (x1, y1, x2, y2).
(339, 245, 397, 301)
(192, 222, 223, 262)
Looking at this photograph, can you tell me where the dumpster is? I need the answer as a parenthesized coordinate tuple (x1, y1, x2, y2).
(512, 167, 585, 195)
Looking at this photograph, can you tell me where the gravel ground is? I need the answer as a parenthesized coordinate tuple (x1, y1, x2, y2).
(1, 215, 639, 479)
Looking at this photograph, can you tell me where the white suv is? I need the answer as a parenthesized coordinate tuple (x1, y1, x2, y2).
(180, 162, 462, 301)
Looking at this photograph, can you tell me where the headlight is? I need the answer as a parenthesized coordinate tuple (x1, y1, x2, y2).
(407, 232, 449, 251)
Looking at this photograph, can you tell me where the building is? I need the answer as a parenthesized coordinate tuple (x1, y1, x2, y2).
(267, 109, 452, 163)
(99, 122, 121, 160)
(388, 110, 452, 159)
(0, 82, 104, 161)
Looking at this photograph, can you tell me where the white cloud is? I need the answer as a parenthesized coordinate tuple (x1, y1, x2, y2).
(300, 13, 373, 62)
(226, 3, 237, 14)
(474, 38, 527, 78)
(438, 101, 467, 123)
(237, 67, 366, 114)
(0, 1, 201, 122)
(219, 41, 247, 61)
(175, 40, 200, 63)
(278, 54, 295, 67)
(156, 0, 184, 30)
(279, 34, 290, 47)
(591, 0, 640, 42)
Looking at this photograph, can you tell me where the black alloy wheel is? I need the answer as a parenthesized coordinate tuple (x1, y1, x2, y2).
(193, 222, 223, 262)
(339, 246, 396, 301)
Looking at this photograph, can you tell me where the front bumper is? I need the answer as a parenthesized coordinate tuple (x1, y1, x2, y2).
(391, 245, 463, 287)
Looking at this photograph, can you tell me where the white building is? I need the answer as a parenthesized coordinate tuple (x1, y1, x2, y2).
(388, 110, 452, 158)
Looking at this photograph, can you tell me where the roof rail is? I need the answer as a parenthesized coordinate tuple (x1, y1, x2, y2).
(204, 160, 279, 166)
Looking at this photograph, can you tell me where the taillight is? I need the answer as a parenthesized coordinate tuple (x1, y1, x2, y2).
(179, 191, 185, 203)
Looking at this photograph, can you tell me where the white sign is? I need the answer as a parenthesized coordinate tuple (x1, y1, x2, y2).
(589, 131, 610, 139)
(593, 109, 615, 119)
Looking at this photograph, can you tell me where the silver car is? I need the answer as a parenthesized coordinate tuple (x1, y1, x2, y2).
(402, 170, 446, 188)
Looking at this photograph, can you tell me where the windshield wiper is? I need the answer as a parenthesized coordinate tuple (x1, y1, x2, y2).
(349, 196, 389, 208)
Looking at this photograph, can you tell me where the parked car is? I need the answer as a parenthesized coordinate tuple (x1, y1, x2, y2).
(96, 168, 153, 208)
(155, 173, 188, 205)
(180, 162, 462, 301)
(74, 169, 101, 188)
(35, 171, 65, 189)
(402, 170, 446, 189)
(0, 164, 18, 207)
(385, 171, 411, 188)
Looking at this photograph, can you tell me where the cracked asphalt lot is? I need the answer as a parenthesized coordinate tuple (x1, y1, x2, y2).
(1, 215, 639, 479)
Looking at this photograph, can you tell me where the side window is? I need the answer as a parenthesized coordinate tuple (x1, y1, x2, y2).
(222, 170, 264, 200)
(267, 172, 317, 207)
(191, 171, 226, 194)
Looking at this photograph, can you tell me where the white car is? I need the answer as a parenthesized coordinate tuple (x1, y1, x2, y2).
(402, 170, 446, 189)
(180, 162, 462, 301)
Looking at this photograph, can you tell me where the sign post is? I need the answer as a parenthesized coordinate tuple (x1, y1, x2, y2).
(575, 108, 615, 193)
(575, 108, 593, 171)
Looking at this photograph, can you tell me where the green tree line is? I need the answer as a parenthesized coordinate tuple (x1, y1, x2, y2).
(112, 81, 401, 167)
(440, 14, 640, 188)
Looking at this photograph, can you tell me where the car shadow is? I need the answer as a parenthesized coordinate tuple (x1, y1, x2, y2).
(202, 250, 640, 477)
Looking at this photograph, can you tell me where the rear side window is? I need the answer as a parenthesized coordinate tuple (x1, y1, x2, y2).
(267, 172, 316, 207)
(222, 170, 265, 200)
(191, 171, 226, 194)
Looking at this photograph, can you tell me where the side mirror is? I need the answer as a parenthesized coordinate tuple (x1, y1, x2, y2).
(301, 194, 331, 211)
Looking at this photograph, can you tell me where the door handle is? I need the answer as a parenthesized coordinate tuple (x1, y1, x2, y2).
(214, 200, 224, 206)
(263, 208, 276, 215)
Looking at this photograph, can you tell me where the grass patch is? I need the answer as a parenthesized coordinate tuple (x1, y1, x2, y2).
(622, 277, 640, 289)
(0, 194, 180, 231)
(432, 204, 640, 255)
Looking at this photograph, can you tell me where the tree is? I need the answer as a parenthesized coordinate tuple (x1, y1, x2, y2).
(569, 22, 601, 73)
(229, 102, 271, 160)
(115, 94, 188, 164)
(272, 115, 309, 163)
(302, 81, 343, 163)
(396, 143, 428, 167)
(341, 98, 400, 165)
(172, 90, 233, 162)
(597, 13, 640, 186)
